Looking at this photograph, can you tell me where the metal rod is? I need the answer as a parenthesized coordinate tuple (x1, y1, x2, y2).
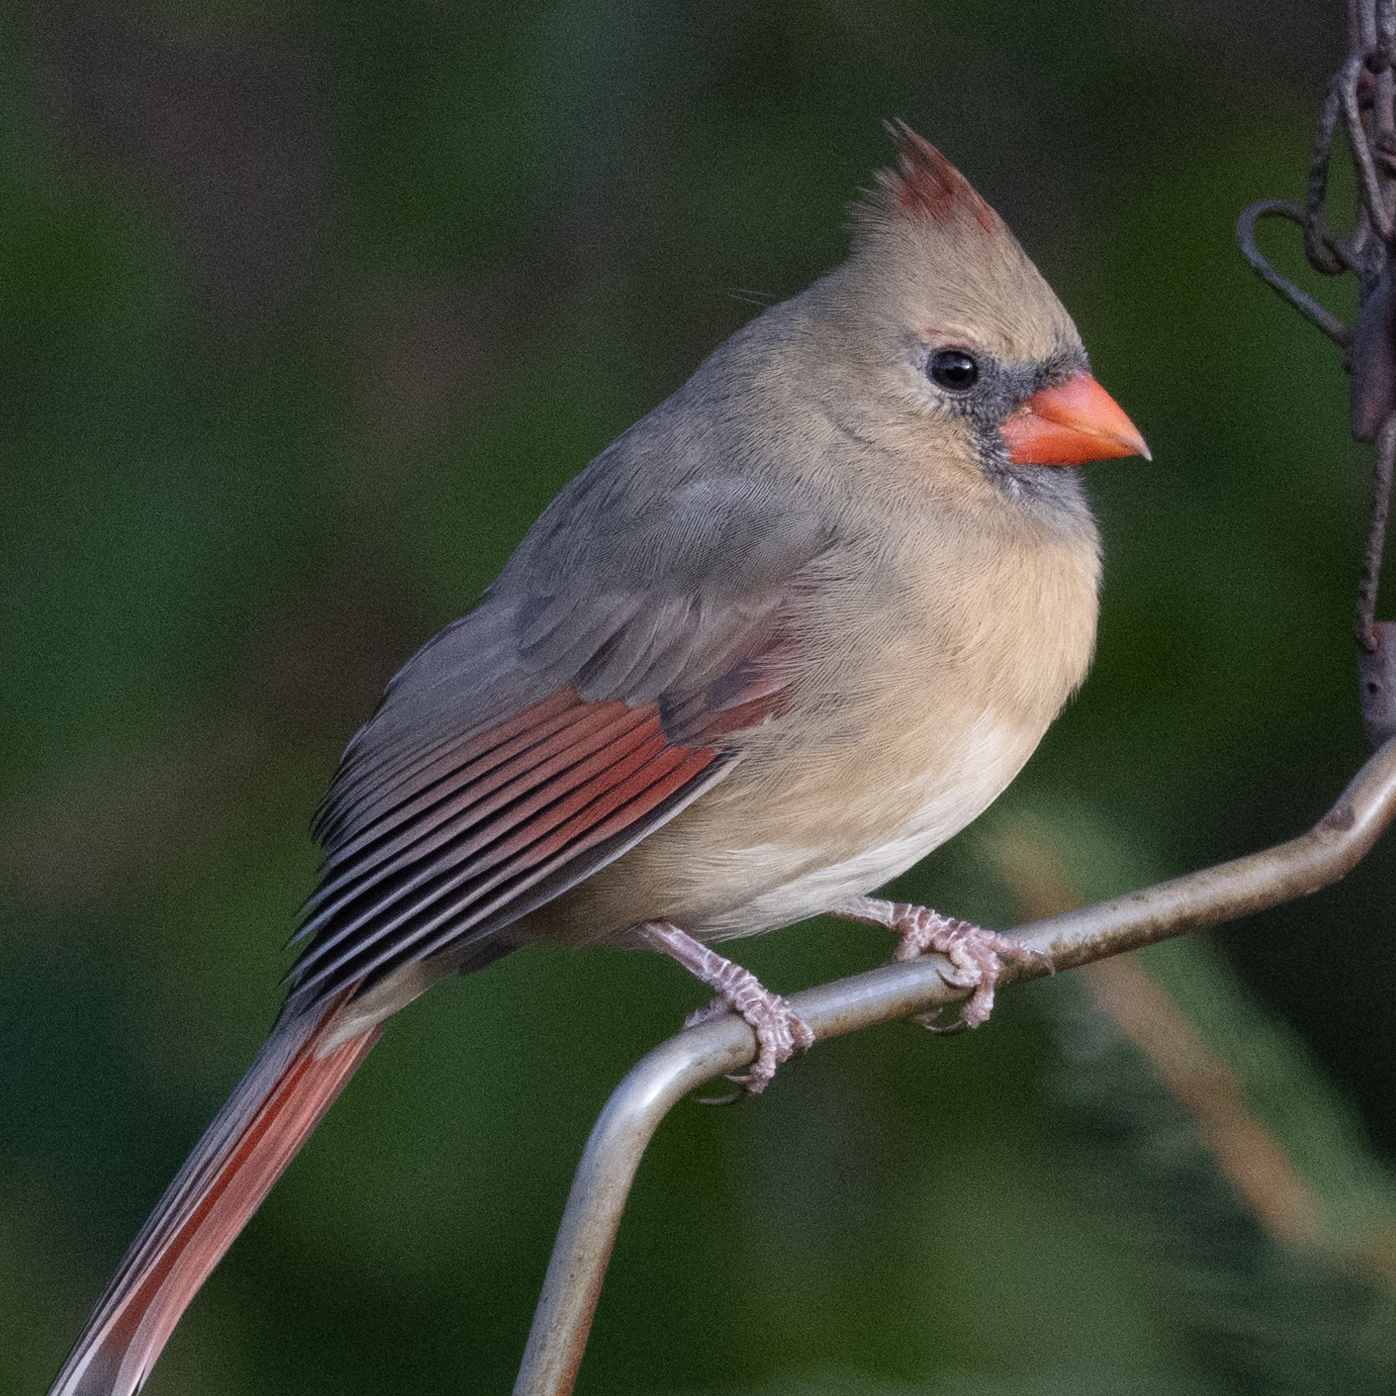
(513, 735, 1396, 1396)
(1360, 415, 1396, 650)
(1236, 199, 1352, 345)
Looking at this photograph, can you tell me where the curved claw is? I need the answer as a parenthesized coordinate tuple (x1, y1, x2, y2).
(694, 1086, 746, 1107)
(646, 921, 813, 1094)
(911, 1006, 970, 1035)
(826, 896, 1045, 1032)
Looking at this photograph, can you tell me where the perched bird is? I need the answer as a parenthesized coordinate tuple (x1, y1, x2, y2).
(49, 124, 1147, 1396)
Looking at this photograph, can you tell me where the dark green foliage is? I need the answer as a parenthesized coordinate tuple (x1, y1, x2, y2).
(4, 4, 1393, 1393)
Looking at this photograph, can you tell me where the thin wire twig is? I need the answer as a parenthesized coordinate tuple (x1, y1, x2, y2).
(1361, 415, 1396, 650)
(1306, 89, 1350, 274)
(1244, 0, 1396, 733)
(1236, 201, 1352, 345)
(1340, 54, 1396, 245)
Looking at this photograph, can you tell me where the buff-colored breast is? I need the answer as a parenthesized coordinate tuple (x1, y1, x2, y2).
(513, 486, 1100, 951)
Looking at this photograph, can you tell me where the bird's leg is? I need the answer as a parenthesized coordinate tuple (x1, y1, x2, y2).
(826, 896, 1041, 1029)
(641, 920, 814, 1092)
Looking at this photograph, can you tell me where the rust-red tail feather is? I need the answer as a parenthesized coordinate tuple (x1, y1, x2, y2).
(49, 999, 380, 1396)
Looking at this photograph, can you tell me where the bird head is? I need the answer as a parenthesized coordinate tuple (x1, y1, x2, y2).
(817, 123, 1148, 485)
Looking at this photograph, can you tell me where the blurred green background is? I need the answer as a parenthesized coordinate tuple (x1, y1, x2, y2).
(5, 2, 1396, 1393)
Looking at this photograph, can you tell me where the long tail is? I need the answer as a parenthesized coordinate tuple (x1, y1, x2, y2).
(49, 995, 382, 1396)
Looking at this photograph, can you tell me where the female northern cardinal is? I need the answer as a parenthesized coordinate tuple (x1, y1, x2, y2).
(49, 124, 1146, 1396)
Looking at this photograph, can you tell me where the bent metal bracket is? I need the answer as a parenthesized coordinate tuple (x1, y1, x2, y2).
(519, 13, 1396, 1393)
(513, 742, 1396, 1396)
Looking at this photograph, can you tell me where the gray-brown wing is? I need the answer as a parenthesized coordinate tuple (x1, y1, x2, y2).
(288, 469, 832, 1006)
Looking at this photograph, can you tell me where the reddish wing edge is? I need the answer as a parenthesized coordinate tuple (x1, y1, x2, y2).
(288, 685, 740, 1000)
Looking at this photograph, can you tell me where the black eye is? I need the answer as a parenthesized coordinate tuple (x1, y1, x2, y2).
(928, 348, 979, 391)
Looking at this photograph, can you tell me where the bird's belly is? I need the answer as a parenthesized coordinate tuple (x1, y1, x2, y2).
(515, 705, 1044, 950)
(690, 708, 1040, 939)
(513, 521, 1099, 952)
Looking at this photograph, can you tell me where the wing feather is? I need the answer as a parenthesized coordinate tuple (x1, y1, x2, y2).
(311, 687, 581, 848)
(289, 689, 740, 1001)
(304, 695, 636, 910)
(293, 701, 662, 973)
(288, 498, 827, 1010)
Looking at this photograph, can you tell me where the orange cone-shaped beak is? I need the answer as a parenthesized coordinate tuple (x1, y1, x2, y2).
(1000, 371, 1150, 466)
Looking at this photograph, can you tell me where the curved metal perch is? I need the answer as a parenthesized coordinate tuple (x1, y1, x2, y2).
(513, 734, 1396, 1396)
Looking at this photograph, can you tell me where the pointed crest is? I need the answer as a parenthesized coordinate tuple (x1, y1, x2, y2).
(875, 121, 1000, 234)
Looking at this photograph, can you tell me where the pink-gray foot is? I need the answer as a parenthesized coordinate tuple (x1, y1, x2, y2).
(641, 920, 814, 1092)
(827, 896, 1040, 1029)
